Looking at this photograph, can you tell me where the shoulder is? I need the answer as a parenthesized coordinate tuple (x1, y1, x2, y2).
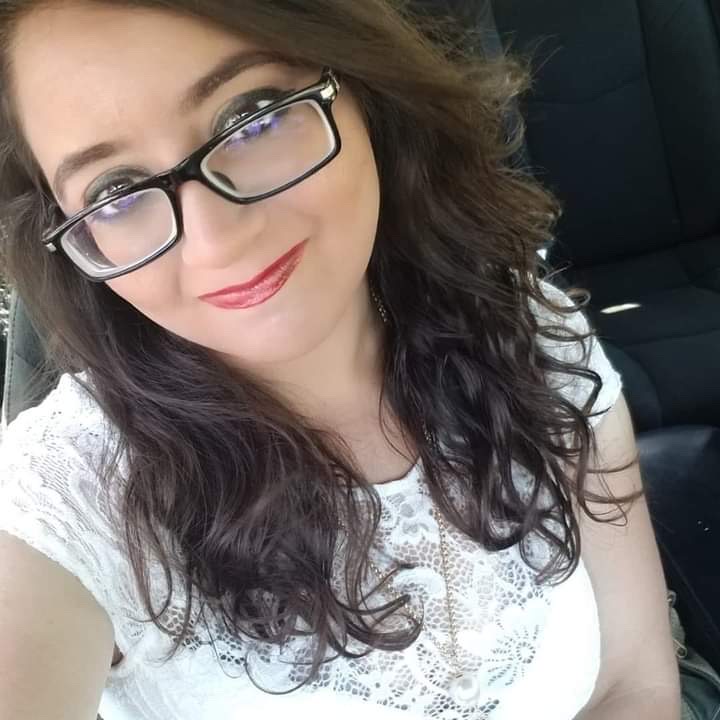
(1, 371, 109, 456)
(0, 372, 135, 638)
(529, 278, 593, 346)
(528, 278, 624, 429)
(0, 371, 118, 531)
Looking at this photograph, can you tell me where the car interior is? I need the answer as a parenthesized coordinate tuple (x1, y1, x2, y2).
(2, 0, 719, 689)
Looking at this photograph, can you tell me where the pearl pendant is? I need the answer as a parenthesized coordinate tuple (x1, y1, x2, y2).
(448, 671, 482, 704)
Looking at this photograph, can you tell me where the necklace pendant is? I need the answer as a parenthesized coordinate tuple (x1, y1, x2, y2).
(448, 671, 482, 705)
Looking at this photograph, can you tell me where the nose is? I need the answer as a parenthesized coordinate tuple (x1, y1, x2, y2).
(177, 180, 267, 270)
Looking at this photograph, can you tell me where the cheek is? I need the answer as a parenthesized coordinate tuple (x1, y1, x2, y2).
(278, 164, 378, 331)
(303, 117, 380, 267)
(105, 252, 182, 316)
(328, 150, 380, 232)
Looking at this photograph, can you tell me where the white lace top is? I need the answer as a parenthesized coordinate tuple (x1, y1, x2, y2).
(0, 281, 623, 720)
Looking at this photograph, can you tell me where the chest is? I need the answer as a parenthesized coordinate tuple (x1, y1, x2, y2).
(102, 514, 601, 720)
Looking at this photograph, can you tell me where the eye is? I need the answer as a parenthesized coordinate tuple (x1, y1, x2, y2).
(84, 170, 147, 208)
(88, 192, 147, 225)
(213, 86, 291, 135)
(223, 106, 292, 152)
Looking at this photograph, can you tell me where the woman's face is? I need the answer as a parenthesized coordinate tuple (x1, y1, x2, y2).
(11, 1, 381, 369)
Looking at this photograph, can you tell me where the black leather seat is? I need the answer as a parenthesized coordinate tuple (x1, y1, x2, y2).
(489, 0, 720, 672)
(492, 0, 720, 433)
(1, 291, 58, 429)
(638, 426, 720, 671)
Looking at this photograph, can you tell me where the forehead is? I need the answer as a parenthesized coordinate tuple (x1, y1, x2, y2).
(11, 2, 261, 187)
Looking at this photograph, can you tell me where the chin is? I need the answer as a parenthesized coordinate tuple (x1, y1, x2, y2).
(205, 320, 332, 369)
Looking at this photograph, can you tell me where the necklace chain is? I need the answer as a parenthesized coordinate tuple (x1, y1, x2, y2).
(359, 482, 464, 679)
(435, 505, 464, 676)
(352, 284, 467, 680)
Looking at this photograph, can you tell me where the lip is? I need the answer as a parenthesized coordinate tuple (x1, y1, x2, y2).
(199, 240, 308, 310)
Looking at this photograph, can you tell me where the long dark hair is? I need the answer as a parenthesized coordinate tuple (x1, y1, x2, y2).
(0, 0, 639, 690)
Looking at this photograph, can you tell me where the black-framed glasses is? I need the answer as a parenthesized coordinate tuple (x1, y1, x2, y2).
(42, 68, 342, 281)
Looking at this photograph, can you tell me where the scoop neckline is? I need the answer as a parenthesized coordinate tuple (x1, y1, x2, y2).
(352, 457, 422, 496)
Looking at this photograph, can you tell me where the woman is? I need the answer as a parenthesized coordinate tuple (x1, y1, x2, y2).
(0, 1, 681, 718)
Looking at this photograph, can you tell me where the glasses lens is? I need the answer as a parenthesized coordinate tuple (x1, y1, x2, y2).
(201, 99, 336, 198)
(61, 188, 176, 279)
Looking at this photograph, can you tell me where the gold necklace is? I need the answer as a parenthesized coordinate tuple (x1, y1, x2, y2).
(337, 285, 483, 705)
(359, 493, 482, 705)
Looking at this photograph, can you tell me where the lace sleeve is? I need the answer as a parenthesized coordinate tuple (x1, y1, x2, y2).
(533, 279, 624, 429)
(0, 374, 142, 653)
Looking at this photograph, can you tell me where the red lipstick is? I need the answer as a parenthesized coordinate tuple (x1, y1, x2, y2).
(199, 240, 307, 310)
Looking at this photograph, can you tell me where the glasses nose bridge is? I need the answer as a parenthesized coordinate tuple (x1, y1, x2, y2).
(166, 152, 244, 212)
(165, 163, 247, 237)
(166, 152, 209, 194)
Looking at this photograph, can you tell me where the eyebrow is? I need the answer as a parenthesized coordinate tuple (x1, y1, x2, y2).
(52, 49, 287, 203)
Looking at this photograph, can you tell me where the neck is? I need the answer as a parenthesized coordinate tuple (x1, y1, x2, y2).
(238, 282, 419, 485)
(245, 282, 387, 425)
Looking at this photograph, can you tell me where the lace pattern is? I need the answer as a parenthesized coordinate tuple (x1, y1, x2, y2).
(0, 281, 622, 720)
